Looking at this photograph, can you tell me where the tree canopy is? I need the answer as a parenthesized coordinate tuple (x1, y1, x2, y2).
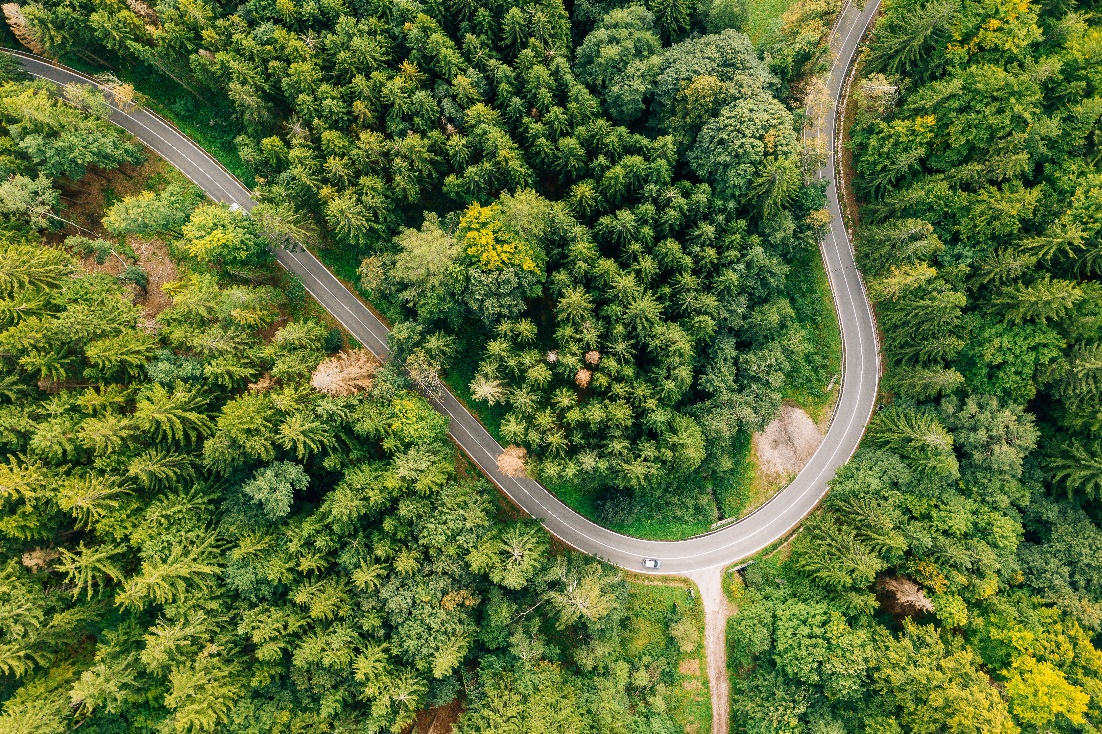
(0, 57, 707, 734)
(726, 0, 1102, 731)
(7, 0, 839, 528)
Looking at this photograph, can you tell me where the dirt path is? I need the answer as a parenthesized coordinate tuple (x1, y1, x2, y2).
(687, 568, 729, 734)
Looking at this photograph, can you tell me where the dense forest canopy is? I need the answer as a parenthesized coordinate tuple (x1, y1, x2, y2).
(726, 0, 1102, 731)
(5, 0, 841, 527)
(7, 0, 1102, 729)
(0, 60, 708, 733)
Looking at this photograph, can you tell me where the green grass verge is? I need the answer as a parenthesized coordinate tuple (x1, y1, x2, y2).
(785, 242, 843, 421)
(624, 580, 711, 734)
(746, 0, 800, 44)
(723, 565, 747, 605)
(714, 430, 755, 520)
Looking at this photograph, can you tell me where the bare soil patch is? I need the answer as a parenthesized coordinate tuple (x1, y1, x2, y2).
(734, 404, 825, 519)
(78, 235, 178, 318)
(876, 575, 935, 618)
(752, 404, 824, 477)
(679, 658, 701, 676)
(410, 697, 463, 734)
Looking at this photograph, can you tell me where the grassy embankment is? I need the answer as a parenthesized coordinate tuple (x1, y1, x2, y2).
(745, 0, 801, 45)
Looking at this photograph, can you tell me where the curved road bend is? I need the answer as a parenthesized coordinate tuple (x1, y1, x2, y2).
(10, 10, 879, 729)
(8, 11, 879, 576)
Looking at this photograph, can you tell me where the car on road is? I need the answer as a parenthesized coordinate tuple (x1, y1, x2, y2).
(642, 558, 661, 569)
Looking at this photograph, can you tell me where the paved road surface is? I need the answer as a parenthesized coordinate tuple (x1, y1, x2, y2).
(6, 13, 879, 576)
(9, 12, 880, 730)
(689, 4, 881, 730)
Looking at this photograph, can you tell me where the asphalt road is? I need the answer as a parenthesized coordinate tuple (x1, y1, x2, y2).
(8, 12, 880, 575)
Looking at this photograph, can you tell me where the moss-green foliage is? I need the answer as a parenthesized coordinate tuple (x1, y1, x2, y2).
(0, 70, 701, 734)
(727, 0, 1102, 731)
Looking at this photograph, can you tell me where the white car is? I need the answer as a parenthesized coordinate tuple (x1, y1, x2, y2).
(642, 558, 661, 570)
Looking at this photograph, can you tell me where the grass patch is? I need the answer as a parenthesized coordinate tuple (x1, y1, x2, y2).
(738, 445, 793, 520)
(784, 243, 843, 422)
(714, 431, 755, 520)
(746, 0, 800, 45)
(624, 580, 711, 734)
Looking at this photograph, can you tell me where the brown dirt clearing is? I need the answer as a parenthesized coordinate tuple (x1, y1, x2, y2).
(78, 235, 178, 319)
(56, 157, 172, 232)
(410, 697, 462, 734)
(752, 404, 824, 477)
(679, 658, 701, 676)
(56, 157, 183, 318)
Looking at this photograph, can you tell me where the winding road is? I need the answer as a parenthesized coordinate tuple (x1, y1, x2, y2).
(8, 8, 880, 724)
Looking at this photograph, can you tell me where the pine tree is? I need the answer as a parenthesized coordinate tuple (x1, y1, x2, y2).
(56, 542, 125, 600)
(56, 474, 131, 529)
(868, 406, 959, 477)
(116, 532, 221, 610)
(994, 276, 1083, 325)
(134, 382, 213, 446)
(1047, 440, 1102, 500)
(866, 0, 959, 78)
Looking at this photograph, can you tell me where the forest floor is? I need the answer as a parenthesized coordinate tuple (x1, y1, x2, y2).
(411, 699, 463, 734)
(61, 158, 183, 317)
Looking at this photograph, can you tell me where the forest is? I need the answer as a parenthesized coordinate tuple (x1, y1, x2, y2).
(725, 0, 1102, 731)
(3, 0, 1102, 729)
(0, 60, 710, 733)
(2, 0, 843, 531)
